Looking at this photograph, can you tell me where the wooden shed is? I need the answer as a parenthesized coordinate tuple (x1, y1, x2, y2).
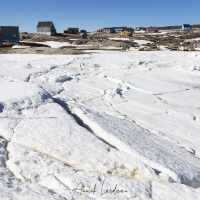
(0, 26, 20, 42)
(37, 21, 56, 36)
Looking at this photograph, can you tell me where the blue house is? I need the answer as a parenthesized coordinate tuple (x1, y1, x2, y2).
(182, 24, 192, 31)
(0, 26, 20, 42)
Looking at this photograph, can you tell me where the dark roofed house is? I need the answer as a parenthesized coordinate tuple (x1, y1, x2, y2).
(102, 27, 116, 34)
(0, 26, 20, 42)
(64, 28, 79, 34)
(182, 24, 192, 31)
(37, 21, 56, 36)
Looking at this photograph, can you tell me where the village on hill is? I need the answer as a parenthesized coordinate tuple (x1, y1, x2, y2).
(1, 21, 200, 54)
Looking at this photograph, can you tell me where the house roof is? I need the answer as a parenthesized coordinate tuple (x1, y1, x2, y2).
(67, 28, 79, 30)
(122, 28, 133, 31)
(122, 29, 129, 32)
(103, 27, 112, 30)
(37, 21, 55, 28)
(147, 27, 159, 30)
(115, 27, 127, 29)
(0, 26, 19, 33)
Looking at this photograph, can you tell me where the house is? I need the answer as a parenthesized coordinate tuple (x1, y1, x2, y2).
(121, 28, 133, 36)
(115, 27, 127, 32)
(64, 28, 79, 34)
(102, 27, 117, 33)
(0, 26, 20, 42)
(102, 27, 127, 33)
(135, 26, 146, 31)
(146, 27, 159, 33)
(102, 27, 115, 33)
(109, 27, 116, 33)
(182, 24, 192, 31)
(102, 27, 112, 33)
(37, 21, 56, 35)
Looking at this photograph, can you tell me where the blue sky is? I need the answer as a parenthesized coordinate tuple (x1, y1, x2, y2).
(0, 0, 200, 33)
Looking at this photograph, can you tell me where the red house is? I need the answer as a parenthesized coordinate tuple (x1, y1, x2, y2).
(146, 27, 159, 33)
(64, 27, 79, 34)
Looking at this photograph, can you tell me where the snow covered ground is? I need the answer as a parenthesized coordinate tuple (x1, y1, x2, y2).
(0, 51, 200, 199)
(133, 39, 153, 45)
(108, 38, 130, 41)
(15, 41, 93, 49)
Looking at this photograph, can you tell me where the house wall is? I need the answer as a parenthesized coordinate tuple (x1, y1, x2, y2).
(102, 29, 110, 33)
(121, 30, 132, 36)
(182, 24, 192, 31)
(37, 27, 56, 36)
(146, 28, 159, 33)
(2, 33, 20, 41)
(68, 29, 78, 34)
(0, 27, 20, 42)
(121, 31, 129, 36)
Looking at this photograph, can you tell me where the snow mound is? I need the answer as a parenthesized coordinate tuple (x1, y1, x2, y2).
(0, 80, 51, 111)
(133, 40, 153, 45)
(37, 41, 71, 48)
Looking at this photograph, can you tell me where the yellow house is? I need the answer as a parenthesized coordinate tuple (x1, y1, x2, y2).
(121, 29, 133, 36)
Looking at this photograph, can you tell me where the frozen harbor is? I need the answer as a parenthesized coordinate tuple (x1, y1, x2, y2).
(0, 51, 200, 199)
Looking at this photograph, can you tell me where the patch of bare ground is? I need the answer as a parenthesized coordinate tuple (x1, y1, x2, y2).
(0, 46, 86, 55)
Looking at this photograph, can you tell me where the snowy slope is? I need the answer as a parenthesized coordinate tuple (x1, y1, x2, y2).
(0, 51, 200, 199)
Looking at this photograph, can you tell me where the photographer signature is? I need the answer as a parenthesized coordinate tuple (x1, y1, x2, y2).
(72, 180, 128, 199)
